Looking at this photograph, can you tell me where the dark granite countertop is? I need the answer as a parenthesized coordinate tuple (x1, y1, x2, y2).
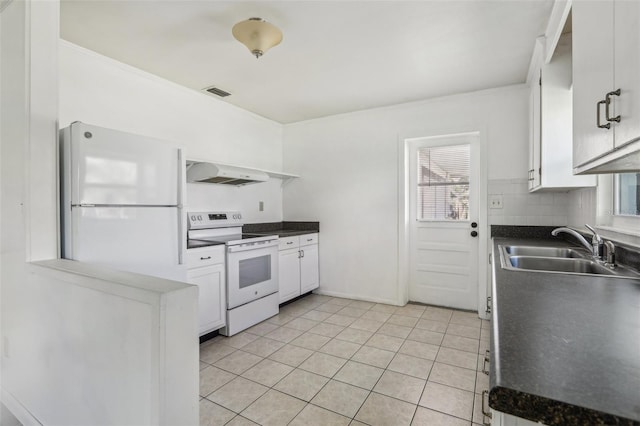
(490, 236, 640, 425)
(243, 221, 319, 238)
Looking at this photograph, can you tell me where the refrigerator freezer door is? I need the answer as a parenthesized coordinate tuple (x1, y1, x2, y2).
(68, 206, 186, 281)
(68, 122, 181, 206)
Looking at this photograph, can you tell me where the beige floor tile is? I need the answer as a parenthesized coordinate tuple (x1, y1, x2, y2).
(274, 369, 329, 401)
(365, 333, 405, 352)
(350, 421, 368, 426)
(219, 332, 260, 349)
(479, 337, 490, 354)
(399, 340, 439, 361)
(349, 318, 384, 332)
(199, 361, 209, 371)
(268, 344, 314, 367)
(265, 326, 305, 343)
(373, 370, 426, 404)
(242, 389, 307, 426)
(351, 345, 395, 368)
(395, 304, 426, 318)
(315, 303, 344, 314)
(240, 358, 294, 387)
(360, 310, 392, 322)
(429, 362, 476, 392)
(441, 334, 479, 354)
(246, 321, 280, 336)
(324, 313, 357, 327)
(387, 353, 433, 380)
(200, 342, 236, 364)
(200, 366, 236, 397)
(408, 328, 445, 345)
(335, 327, 374, 344)
(265, 313, 295, 326)
(370, 303, 399, 314)
(348, 300, 375, 310)
(199, 399, 236, 426)
(419, 382, 474, 421)
(436, 347, 478, 370)
(301, 309, 333, 321)
(213, 350, 263, 375)
(299, 351, 348, 377)
(480, 328, 490, 341)
(327, 297, 352, 306)
(241, 337, 285, 358)
(446, 323, 481, 339)
(225, 416, 259, 426)
(481, 319, 491, 330)
(282, 317, 320, 331)
(290, 332, 332, 351)
(411, 407, 468, 426)
(387, 314, 419, 328)
(311, 380, 370, 418)
(355, 392, 417, 426)
(309, 322, 345, 337)
(422, 307, 453, 323)
(334, 360, 385, 390)
(207, 377, 268, 413)
(377, 323, 413, 339)
(337, 306, 368, 318)
(319, 338, 361, 359)
(450, 311, 482, 327)
(290, 403, 351, 426)
(415, 318, 448, 333)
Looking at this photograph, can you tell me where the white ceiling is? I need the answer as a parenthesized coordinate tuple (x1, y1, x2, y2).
(60, 1, 554, 124)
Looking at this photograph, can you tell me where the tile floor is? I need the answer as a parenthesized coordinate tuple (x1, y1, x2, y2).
(199, 294, 491, 426)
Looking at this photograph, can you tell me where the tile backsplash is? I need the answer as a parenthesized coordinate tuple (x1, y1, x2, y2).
(487, 179, 569, 226)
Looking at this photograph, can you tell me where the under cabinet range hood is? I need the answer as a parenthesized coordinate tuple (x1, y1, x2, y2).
(186, 162, 269, 186)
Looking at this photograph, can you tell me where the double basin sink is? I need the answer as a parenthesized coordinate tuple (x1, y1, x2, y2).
(499, 245, 640, 280)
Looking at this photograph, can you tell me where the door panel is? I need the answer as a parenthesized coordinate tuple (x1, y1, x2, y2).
(408, 134, 479, 310)
(187, 264, 225, 335)
(279, 248, 301, 303)
(70, 122, 180, 205)
(300, 244, 319, 294)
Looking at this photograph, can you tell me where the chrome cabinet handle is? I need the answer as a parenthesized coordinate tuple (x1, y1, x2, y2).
(482, 390, 493, 423)
(482, 349, 490, 375)
(300, 250, 305, 258)
(286, 241, 293, 245)
(606, 89, 621, 123)
(597, 100, 611, 129)
(200, 256, 211, 260)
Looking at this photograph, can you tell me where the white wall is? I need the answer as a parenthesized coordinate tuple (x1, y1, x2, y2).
(59, 41, 284, 223)
(283, 85, 531, 306)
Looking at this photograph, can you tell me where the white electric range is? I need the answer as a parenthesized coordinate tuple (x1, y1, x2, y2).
(187, 211, 279, 336)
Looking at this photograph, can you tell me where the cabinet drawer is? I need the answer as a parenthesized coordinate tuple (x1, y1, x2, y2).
(279, 236, 300, 251)
(300, 233, 318, 246)
(186, 246, 225, 268)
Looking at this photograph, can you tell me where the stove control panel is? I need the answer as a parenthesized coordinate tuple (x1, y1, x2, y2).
(188, 211, 243, 229)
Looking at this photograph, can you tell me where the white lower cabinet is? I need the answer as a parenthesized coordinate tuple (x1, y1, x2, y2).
(186, 245, 226, 336)
(278, 233, 319, 304)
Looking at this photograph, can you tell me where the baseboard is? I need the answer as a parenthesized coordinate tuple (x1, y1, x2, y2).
(1, 388, 41, 426)
(311, 289, 401, 306)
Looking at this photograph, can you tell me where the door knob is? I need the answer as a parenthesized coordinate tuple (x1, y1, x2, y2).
(471, 230, 478, 237)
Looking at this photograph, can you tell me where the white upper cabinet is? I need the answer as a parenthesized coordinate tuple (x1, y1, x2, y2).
(573, 0, 640, 174)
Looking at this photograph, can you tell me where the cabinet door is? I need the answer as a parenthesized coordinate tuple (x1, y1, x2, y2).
(300, 244, 319, 294)
(187, 264, 226, 335)
(279, 248, 301, 303)
(614, 0, 640, 148)
(572, 0, 614, 167)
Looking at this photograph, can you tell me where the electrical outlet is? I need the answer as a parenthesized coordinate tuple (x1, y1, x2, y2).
(259, 201, 264, 212)
(489, 195, 503, 209)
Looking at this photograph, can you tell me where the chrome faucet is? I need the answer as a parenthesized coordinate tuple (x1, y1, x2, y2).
(604, 240, 616, 266)
(551, 225, 602, 258)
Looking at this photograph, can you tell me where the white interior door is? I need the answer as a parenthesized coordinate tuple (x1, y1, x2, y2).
(408, 133, 479, 311)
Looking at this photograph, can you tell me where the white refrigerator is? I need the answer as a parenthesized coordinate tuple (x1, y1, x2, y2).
(60, 121, 187, 281)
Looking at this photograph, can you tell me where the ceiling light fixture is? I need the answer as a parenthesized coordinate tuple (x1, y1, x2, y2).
(232, 17, 283, 59)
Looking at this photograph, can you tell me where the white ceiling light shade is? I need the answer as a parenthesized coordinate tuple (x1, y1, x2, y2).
(232, 17, 283, 59)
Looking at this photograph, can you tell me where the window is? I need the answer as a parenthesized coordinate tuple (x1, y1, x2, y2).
(417, 144, 470, 221)
(615, 173, 640, 217)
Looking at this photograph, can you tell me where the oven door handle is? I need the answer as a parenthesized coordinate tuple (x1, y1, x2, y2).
(227, 240, 279, 252)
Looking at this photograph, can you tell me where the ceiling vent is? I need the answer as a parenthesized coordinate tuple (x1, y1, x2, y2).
(204, 86, 231, 98)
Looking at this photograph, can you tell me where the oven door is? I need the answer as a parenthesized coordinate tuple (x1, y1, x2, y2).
(226, 240, 279, 309)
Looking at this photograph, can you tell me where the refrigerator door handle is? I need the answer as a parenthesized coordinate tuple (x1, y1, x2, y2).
(177, 148, 185, 265)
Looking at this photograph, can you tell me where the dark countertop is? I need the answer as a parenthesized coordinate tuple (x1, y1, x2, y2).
(243, 221, 319, 238)
(246, 230, 318, 238)
(490, 237, 640, 425)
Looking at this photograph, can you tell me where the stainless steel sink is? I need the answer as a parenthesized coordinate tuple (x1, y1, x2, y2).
(498, 244, 640, 280)
(504, 246, 587, 258)
(508, 256, 616, 275)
